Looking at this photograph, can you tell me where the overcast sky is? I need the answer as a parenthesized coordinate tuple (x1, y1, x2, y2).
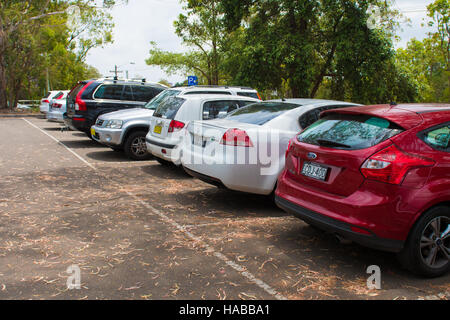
(85, 0, 435, 85)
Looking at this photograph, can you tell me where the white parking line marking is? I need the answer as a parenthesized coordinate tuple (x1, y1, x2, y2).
(23, 118, 287, 300)
(22, 118, 96, 170)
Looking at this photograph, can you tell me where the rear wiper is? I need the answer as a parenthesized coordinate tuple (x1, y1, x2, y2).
(316, 139, 352, 149)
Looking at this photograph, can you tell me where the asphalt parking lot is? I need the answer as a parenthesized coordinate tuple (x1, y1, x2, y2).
(0, 117, 448, 300)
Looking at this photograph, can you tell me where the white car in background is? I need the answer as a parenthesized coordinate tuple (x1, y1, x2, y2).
(181, 99, 360, 196)
(40, 91, 66, 114)
(46, 90, 70, 122)
(146, 95, 260, 165)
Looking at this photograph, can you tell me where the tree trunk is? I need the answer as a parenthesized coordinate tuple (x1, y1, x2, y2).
(0, 31, 8, 109)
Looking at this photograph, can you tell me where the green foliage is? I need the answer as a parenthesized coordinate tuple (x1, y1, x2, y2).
(0, 0, 119, 108)
(146, 0, 226, 85)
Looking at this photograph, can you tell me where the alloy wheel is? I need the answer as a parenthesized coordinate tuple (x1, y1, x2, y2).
(420, 216, 450, 269)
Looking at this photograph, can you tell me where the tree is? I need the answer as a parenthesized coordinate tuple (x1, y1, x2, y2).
(221, 0, 415, 103)
(0, 0, 122, 109)
(146, 0, 226, 85)
(394, 0, 449, 103)
(427, 0, 449, 99)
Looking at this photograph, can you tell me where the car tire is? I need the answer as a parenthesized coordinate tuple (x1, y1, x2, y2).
(85, 132, 95, 141)
(124, 131, 152, 161)
(397, 206, 450, 278)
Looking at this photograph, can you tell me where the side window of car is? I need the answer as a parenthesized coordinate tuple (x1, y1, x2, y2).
(122, 85, 134, 101)
(238, 100, 256, 107)
(94, 85, 123, 100)
(203, 101, 240, 120)
(299, 109, 321, 129)
(132, 86, 162, 102)
(299, 105, 354, 129)
(423, 125, 450, 151)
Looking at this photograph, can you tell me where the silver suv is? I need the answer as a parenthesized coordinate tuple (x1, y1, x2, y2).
(91, 86, 261, 160)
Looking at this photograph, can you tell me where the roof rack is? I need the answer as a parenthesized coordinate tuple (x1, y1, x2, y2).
(174, 85, 255, 90)
(96, 77, 165, 86)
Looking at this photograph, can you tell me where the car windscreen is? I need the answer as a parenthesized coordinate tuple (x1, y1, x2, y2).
(297, 114, 404, 150)
(225, 102, 300, 125)
(144, 90, 181, 110)
(153, 97, 186, 119)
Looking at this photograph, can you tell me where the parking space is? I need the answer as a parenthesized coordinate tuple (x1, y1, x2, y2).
(0, 117, 448, 300)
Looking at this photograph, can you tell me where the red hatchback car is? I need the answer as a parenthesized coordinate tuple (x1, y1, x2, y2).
(276, 104, 450, 277)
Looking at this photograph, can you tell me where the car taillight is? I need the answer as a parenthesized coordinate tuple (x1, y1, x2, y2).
(361, 144, 435, 185)
(220, 128, 254, 147)
(53, 103, 62, 109)
(168, 120, 185, 133)
(286, 139, 293, 158)
(74, 81, 93, 112)
(43, 99, 49, 103)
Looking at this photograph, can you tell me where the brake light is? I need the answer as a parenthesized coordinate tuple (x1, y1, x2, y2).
(43, 99, 49, 103)
(361, 144, 435, 185)
(74, 81, 93, 111)
(53, 103, 62, 109)
(286, 139, 293, 158)
(220, 128, 254, 147)
(168, 120, 185, 133)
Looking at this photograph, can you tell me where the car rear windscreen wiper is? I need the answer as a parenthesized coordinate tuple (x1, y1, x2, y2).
(316, 139, 352, 149)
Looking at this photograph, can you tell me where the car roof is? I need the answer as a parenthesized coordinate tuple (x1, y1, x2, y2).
(269, 98, 350, 105)
(178, 94, 260, 101)
(321, 104, 450, 130)
(170, 86, 257, 92)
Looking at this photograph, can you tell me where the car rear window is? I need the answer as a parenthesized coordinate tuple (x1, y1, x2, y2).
(144, 90, 181, 110)
(298, 114, 404, 150)
(68, 83, 86, 100)
(153, 97, 186, 119)
(225, 102, 300, 125)
(237, 92, 259, 99)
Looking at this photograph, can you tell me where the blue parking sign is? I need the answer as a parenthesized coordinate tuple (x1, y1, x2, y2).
(188, 76, 198, 86)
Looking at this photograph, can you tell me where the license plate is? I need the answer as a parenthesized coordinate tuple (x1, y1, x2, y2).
(154, 125, 162, 134)
(90, 128, 96, 137)
(301, 162, 329, 181)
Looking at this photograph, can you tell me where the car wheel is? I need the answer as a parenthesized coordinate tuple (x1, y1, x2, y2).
(85, 132, 95, 141)
(397, 206, 450, 278)
(124, 131, 151, 161)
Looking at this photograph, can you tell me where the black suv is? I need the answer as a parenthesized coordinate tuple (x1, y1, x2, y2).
(65, 78, 167, 137)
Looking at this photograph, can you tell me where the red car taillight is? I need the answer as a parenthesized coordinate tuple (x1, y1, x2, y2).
(74, 81, 93, 111)
(168, 120, 185, 133)
(43, 99, 49, 103)
(53, 103, 62, 108)
(361, 144, 435, 185)
(220, 128, 254, 147)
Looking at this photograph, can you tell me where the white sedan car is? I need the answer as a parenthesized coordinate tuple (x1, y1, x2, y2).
(181, 99, 360, 195)
(146, 95, 260, 165)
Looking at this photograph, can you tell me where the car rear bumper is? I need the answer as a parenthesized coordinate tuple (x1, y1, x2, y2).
(275, 195, 404, 253)
(146, 137, 180, 164)
(181, 147, 278, 195)
(46, 111, 65, 122)
(64, 116, 90, 133)
(91, 125, 122, 146)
